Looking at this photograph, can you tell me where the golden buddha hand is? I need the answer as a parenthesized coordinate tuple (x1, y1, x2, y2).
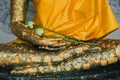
(10, 0, 71, 50)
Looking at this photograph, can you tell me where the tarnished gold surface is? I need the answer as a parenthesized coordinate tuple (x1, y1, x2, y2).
(0, 39, 120, 74)
(0, 0, 118, 75)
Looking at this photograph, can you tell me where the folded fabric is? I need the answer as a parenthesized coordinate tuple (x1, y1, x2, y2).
(32, 0, 119, 41)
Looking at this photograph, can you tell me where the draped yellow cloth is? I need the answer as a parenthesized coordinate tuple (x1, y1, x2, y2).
(32, 0, 119, 41)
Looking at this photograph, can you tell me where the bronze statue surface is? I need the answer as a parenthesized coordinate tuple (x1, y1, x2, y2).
(0, 0, 120, 79)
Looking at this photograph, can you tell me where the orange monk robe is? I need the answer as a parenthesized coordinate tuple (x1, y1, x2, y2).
(32, 0, 119, 41)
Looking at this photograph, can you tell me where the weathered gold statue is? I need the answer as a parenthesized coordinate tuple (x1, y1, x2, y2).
(0, 0, 120, 78)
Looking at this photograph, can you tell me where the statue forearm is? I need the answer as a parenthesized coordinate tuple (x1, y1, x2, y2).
(10, 0, 29, 41)
(10, 0, 70, 49)
(10, 0, 29, 24)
